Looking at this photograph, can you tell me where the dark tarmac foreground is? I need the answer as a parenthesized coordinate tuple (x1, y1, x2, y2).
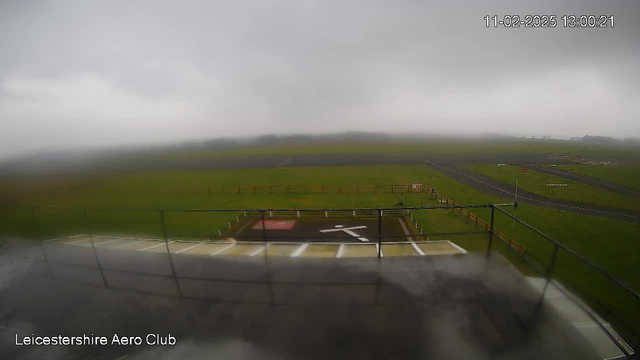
(0, 242, 600, 360)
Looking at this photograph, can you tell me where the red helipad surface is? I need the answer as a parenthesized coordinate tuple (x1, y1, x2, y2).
(252, 220, 297, 230)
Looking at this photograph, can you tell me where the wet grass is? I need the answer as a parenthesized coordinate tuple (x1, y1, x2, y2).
(555, 164, 640, 191)
(464, 164, 640, 212)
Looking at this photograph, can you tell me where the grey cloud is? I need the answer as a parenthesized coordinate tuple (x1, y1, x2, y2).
(1, 0, 639, 159)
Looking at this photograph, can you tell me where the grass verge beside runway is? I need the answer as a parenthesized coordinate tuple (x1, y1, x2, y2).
(463, 164, 640, 212)
(555, 164, 640, 192)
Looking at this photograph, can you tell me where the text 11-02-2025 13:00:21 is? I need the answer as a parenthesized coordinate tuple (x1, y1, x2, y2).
(484, 15, 614, 28)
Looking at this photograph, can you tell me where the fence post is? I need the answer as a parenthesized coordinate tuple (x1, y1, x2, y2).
(377, 209, 382, 260)
(487, 206, 495, 253)
(391, 185, 394, 193)
(253, 186, 256, 193)
(208, 186, 211, 195)
(32, 208, 53, 277)
(540, 242, 561, 297)
(160, 210, 182, 297)
(84, 209, 108, 287)
(260, 210, 268, 241)
(547, 243, 560, 281)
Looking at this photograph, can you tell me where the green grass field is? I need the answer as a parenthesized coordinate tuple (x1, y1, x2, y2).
(2, 164, 639, 340)
(144, 138, 640, 161)
(463, 164, 640, 212)
(555, 164, 640, 191)
(3, 165, 638, 286)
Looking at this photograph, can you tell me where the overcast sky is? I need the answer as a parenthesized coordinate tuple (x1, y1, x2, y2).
(1, 0, 639, 159)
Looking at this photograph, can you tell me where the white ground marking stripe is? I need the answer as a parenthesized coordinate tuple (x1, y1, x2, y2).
(211, 243, 236, 256)
(572, 321, 611, 329)
(174, 242, 205, 254)
(249, 244, 270, 256)
(112, 240, 145, 249)
(411, 242, 425, 256)
(291, 243, 309, 257)
(446, 240, 468, 254)
(336, 244, 345, 258)
(64, 238, 92, 245)
(45, 234, 88, 243)
(94, 238, 123, 246)
(398, 218, 425, 256)
(137, 241, 174, 252)
(320, 225, 369, 242)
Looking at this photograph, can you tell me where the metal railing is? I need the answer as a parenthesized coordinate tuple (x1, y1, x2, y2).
(18, 203, 640, 358)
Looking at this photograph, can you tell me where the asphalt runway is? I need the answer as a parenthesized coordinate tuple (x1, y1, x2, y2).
(522, 164, 640, 198)
(426, 162, 640, 223)
(123, 153, 574, 173)
(0, 243, 601, 360)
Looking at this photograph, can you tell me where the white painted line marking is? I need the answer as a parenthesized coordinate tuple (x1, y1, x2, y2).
(64, 238, 92, 245)
(138, 241, 173, 252)
(573, 322, 612, 329)
(446, 240, 468, 254)
(320, 225, 369, 242)
(94, 238, 123, 246)
(174, 242, 205, 254)
(112, 240, 145, 249)
(336, 244, 345, 258)
(411, 242, 425, 256)
(291, 243, 309, 257)
(397, 218, 425, 255)
(45, 234, 88, 243)
(211, 243, 236, 256)
(249, 244, 270, 256)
